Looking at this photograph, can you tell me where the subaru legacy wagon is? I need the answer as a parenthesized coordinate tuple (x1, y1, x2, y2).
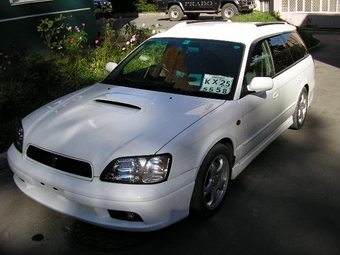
(8, 21, 315, 232)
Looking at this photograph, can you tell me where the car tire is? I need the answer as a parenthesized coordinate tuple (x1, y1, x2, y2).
(291, 87, 308, 130)
(221, 3, 239, 19)
(186, 13, 200, 20)
(190, 143, 231, 218)
(169, 5, 184, 21)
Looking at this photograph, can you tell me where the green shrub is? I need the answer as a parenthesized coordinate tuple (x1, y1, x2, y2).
(136, 0, 157, 12)
(231, 11, 282, 22)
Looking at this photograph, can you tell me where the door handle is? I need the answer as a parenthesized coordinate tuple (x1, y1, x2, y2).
(273, 91, 279, 99)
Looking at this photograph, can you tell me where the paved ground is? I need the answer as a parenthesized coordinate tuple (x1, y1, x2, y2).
(0, 30, 339, 255)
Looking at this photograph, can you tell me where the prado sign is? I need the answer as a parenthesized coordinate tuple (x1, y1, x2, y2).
(184, 1, 213, 7)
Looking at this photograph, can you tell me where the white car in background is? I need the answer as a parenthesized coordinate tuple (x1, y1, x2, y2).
(7, 21, 315, 232)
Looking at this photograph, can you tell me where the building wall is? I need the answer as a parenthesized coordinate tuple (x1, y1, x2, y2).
(258, 0, 340, 28)
(0, 0, 97, 54)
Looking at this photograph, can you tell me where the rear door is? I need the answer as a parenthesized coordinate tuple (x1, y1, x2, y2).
(271, 32, 312, 122)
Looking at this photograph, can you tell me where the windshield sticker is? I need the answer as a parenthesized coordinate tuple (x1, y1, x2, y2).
(188, 74, 202, 86)
(200, 74, 233, 95)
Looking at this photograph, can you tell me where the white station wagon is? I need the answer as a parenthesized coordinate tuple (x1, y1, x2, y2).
(8, 21, 315, 232)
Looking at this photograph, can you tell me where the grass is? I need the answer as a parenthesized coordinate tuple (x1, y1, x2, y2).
(0, 11, 320, 153)
(231, 10, 282, 22)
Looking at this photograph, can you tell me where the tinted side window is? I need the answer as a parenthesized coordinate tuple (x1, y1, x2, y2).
(281, 32, 308, 62)
(268, 35, 294, 73)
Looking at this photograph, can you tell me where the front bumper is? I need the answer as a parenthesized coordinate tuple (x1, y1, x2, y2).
(7, 145, 195, 232)
(239, 2, 256, 12)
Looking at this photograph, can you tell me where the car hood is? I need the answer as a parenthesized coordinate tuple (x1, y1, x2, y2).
(24, 84, 224, 175)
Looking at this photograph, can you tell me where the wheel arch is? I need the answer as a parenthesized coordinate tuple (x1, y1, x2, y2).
(189, 138, 234, 217)
(217, 138, 235, 167)
(219, 1, 239, 11)
(298, 83, 310, 106)
(304, 84, 310, 104)
(167, 2, 184, 12)
(191, 137, 236, 181)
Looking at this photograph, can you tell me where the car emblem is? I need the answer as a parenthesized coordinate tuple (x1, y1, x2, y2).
(51, 156, 58, 167)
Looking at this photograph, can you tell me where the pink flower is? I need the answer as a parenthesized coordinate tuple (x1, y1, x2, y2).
(95, 39, 99, 44)
(130, 34, 137, 43)
(126, 41, 130, 45)
(70, 38, 75, 44)
(82, 23, 86, 27)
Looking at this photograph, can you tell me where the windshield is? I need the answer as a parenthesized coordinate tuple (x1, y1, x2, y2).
(103, 38, 244, 99)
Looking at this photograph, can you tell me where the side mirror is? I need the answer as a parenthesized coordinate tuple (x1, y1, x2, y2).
(105, 62, 118, 72)
(247, 77, 274, 92)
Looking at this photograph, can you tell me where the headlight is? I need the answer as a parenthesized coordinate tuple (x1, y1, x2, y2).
(14, 122, 24, 153)
(100, 154, 172, 184)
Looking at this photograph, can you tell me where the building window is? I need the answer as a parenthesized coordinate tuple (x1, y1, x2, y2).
(281, 0, 340, 12)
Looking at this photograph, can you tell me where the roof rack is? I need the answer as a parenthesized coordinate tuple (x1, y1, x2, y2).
(255, 22, 287, 27)
(185, 20, 232, 25)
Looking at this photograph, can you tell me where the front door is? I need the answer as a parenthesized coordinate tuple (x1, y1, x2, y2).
(239, 39, 281, 161)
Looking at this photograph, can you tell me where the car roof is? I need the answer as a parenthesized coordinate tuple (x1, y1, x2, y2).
(152, 21, 297, 45)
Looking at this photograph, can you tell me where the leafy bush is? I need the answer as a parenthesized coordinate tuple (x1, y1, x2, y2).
(231, 11, 282, 22)
(136, 0, 157, 12)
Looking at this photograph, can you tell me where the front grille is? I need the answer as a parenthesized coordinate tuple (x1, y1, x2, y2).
(27, 145, 92, 178)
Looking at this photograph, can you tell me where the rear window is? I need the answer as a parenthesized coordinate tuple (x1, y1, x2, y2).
(282, 32, 308, 62)
(267, 32, 308, 73)
(268, 35, 294, 73)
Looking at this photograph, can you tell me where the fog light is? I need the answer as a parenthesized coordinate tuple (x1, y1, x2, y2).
(108, 210, 143, 222)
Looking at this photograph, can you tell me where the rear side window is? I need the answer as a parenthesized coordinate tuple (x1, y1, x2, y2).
(267, 35, 294, 73)
(267, 32, 308, 73)
(281, 32, 307, 62)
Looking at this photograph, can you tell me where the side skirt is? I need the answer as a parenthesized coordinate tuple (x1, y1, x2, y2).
(231, 116, 293, 180)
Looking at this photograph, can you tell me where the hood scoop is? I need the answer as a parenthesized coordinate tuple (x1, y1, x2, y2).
(93, 99, 142, 114)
